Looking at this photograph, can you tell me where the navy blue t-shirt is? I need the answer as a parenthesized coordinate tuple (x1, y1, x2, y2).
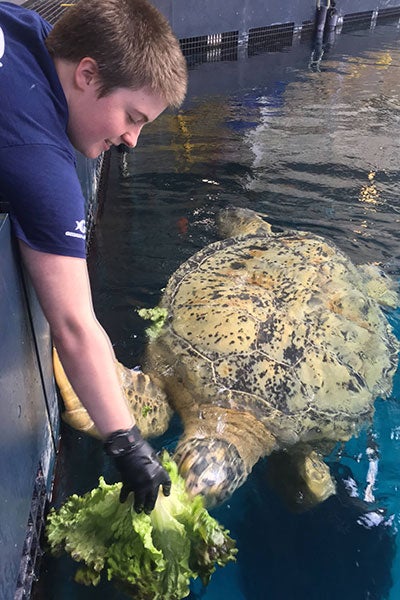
(0, 2, 86, 258)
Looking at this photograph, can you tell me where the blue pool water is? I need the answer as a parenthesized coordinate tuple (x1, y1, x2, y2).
(36, 20, 400, 600)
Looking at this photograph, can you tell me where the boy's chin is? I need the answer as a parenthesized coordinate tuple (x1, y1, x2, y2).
(78, 146, 103, 159)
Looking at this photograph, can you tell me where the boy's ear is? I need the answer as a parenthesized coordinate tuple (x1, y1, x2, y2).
(74, 57, 100, 90)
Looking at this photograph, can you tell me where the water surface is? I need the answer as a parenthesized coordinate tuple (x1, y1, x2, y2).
(37, 21, 400, 600)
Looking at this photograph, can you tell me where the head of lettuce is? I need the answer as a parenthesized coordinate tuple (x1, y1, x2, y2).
(45, 452, 237, 599)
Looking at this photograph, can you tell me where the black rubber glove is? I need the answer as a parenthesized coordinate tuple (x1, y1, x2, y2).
(104, 425, 171, 514)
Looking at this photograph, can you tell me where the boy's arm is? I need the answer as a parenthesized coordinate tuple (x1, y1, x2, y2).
(19, 240, 171, 513)
(19, 240, 134, 436)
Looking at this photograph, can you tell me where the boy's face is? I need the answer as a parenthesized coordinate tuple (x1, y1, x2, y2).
(67, 72, 168, 158)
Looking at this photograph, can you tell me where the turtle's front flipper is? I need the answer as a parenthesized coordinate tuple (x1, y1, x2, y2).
(266, 445, 336, 512)
(115, 361, 173, 438)
(52, 348, 172, 439)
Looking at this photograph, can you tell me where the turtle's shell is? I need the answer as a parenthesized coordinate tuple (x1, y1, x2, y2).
(146, 227, 399, 448)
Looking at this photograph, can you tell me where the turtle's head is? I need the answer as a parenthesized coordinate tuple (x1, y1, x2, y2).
(174, 437, 248, 507)
(217, 206, 272, 239)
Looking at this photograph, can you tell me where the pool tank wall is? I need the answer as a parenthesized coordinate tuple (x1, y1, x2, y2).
(151, 0, 400, 38)
(0, 214, 57, 600)
(0, 151, 104, 600)
(22, 0, 400, 60)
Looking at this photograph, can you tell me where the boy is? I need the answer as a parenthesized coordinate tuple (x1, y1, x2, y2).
(0, 0, 188, 513)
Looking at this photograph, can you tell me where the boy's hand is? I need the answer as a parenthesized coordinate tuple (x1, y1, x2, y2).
(104, 425, 171, 513)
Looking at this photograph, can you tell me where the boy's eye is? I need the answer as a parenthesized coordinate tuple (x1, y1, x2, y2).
(128, 114, 144, 126)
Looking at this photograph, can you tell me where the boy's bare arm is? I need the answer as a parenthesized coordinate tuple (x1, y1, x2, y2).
(19, 241, 172, 514)
(18, 240, 135, 438)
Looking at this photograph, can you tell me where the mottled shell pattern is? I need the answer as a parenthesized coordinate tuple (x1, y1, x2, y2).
(144, 208, 399, 502)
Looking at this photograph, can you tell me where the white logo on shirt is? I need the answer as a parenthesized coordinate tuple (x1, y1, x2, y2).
(0, 27, 5, 67)
(75, 220, 87, 234)
(65, 219, 87, 240)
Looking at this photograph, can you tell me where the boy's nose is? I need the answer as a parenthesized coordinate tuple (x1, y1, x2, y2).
(121, 130, 139, 148)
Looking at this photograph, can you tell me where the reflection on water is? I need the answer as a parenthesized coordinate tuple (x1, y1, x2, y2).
(39, 22, 400, 600)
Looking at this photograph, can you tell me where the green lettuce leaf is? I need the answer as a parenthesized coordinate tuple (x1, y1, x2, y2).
(45, 452, 237, 599)
(137, 306, 168, 339)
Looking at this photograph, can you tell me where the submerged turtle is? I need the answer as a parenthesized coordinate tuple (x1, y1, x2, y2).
(54, 207, 399, 510)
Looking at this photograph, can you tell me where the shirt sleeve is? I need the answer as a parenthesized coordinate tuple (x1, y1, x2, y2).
(0, 144, 87, 258)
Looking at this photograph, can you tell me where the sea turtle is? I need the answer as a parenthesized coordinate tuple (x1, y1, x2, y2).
(53, 207, 399, 510)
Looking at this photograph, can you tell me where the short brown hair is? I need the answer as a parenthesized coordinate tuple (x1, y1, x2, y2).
(45, 0, 187, 107)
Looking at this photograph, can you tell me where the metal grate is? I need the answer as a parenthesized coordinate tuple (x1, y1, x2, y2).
(248, 23, 295, 56)
(180, 30, 239, 67)
(376, 6, 400, 23)
(14, 468, 48, 600)
(22, 0, 75, 25)
(300, 20, 315, 42)
(341, 10, 374, 32)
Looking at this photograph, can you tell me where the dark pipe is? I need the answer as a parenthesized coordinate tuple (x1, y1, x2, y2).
(315, 5, 328, 33)
(325, 6, 339, 32)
